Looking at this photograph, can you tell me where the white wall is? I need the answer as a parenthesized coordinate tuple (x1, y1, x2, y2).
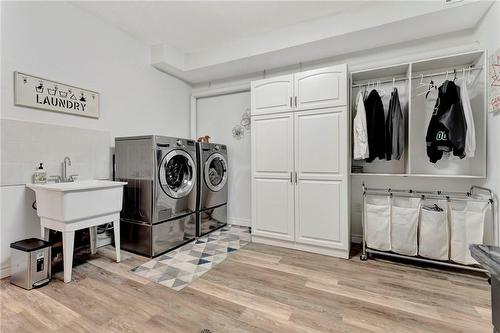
(1, 1, 191, 139)
(0, 1, 192, 277)
(193, 29, 479, 90)
(475, 0, 500, 206)
(0, 120, 111, 277)
(1, 120, 111, 186)
(196, 92, 251, 226)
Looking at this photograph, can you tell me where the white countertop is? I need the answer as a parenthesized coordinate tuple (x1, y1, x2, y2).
(26, 180, 127, 192)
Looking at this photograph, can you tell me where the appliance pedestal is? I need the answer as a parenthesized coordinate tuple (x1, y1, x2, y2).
(121, 213, 196, 257)
(197, 204, 227, 237)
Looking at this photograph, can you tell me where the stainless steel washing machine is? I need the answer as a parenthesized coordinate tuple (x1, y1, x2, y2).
(196, 142, 228, 237)
(115, 135, 197, 257)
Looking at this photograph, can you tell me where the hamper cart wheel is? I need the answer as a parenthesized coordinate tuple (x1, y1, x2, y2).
(360, 254, 368, 261)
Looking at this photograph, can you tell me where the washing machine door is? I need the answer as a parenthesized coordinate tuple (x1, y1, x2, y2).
(204, 153, 227, 192)
(159, 149, 196, 199)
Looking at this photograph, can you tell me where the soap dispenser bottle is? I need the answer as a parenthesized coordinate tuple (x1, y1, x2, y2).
(33, 163, 47, 184)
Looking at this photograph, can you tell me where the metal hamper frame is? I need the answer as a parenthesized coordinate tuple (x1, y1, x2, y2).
(360, 184, 497, 273)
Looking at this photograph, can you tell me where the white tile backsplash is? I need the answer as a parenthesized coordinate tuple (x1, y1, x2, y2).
(1, 119, 111, 185)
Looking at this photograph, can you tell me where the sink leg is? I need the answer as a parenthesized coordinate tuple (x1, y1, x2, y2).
(113, 220, 121, 263)
(89, 226, 97, 255)
(40, 226, 49, 241)
(62, 231, 75, 283)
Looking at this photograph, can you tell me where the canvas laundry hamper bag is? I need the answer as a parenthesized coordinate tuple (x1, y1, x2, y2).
(365, 196, 391, 251)
(418, 200, 449, 261)
(391, 197, 421, 256)
(449, 200, 488, 265)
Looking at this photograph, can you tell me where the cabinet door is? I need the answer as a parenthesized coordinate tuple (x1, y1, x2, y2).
(251, 74, 293, 116)
(294, 108, 349, 250)
(294, 65, 347, 111)
(251, 113, 294, 241)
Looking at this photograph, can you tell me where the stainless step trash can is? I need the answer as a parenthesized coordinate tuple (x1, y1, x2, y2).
(10, 238, 51, 289)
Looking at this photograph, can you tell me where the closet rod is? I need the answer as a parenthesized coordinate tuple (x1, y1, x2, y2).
(364, 191, 490, 204)
(364, 185, 469, 196)
(410, 66, 483, 80)
(364, 186, 465, 195)
(351, 76, 407, 88)
(351, 66, 484, 88)
(363, 185, 493, 203)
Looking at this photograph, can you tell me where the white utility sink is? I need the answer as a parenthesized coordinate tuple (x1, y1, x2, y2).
(27, 180, 126, 222)
(27, 180, 127, 283)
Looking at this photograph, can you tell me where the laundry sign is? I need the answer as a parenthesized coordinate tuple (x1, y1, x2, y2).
(14, 72, 99, 118)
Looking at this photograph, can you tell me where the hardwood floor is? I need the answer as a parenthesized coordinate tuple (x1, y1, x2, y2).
(0, 243, 492, 333)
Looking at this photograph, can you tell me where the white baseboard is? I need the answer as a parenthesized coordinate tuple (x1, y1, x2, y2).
(0, 265, 10, 279)
(351, 234, 363, 244)
(228, 217, 251, 227)
(252, 235, 349, 259)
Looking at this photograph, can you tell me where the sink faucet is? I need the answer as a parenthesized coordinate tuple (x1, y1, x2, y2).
(49, 157, 78, 183)
(62, 156, 72, 182)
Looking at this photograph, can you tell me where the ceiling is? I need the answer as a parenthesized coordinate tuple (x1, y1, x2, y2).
(73, 1, 493, 84)
(73, 1, 365, 54)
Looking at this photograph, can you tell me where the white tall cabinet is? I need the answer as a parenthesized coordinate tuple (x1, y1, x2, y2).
(250, 64, 350, 258)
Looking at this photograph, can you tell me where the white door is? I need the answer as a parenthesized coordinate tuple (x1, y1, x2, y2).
(294, 108, 349, 250)
(294, 65, 347, 111)
(251, 113, 294, 241)
(251, 74, 293, 116)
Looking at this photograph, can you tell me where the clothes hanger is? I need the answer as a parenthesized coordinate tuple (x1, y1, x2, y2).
(361, 83, 368, 100)
(415, 83, 433, 98)
(416, 74, 427, 89)
(416, 78, 437, 98)
(360, 83, 367, 99)
(467, 66, 475, 85)
(376, 80, 386, 97)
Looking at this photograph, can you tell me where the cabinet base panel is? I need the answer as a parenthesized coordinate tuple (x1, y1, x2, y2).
(251, 235, 349, 259)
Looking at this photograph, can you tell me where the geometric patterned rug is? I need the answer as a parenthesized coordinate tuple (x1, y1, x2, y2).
(130, 225, 250, 291)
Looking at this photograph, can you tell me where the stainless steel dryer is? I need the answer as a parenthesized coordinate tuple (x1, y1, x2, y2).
(196, 142, 228, 237)
(115, 135, 197, 257)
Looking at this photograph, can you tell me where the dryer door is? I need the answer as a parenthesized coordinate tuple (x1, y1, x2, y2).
(204, 153, 227, 192)
(159, 149, 196, 199)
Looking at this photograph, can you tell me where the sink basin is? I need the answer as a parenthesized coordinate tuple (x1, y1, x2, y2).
(27, 180, 127, 222)
(27, 180, 127, 283)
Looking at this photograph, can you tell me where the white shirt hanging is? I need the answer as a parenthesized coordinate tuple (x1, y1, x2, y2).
(353, 90, 369, 160)
(460, 76, 476, 158)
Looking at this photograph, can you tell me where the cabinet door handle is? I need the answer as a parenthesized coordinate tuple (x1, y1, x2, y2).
(294, 96, 297, 107)
(289, 96, 292, 108)
(295, 171, 298, 184)
(290, 171, 293, 183)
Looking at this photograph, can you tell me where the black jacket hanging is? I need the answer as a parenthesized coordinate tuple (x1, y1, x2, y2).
(385, 88, 404, 160)
(364, 89, 386, 162)
(425, 80, 467, 163)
